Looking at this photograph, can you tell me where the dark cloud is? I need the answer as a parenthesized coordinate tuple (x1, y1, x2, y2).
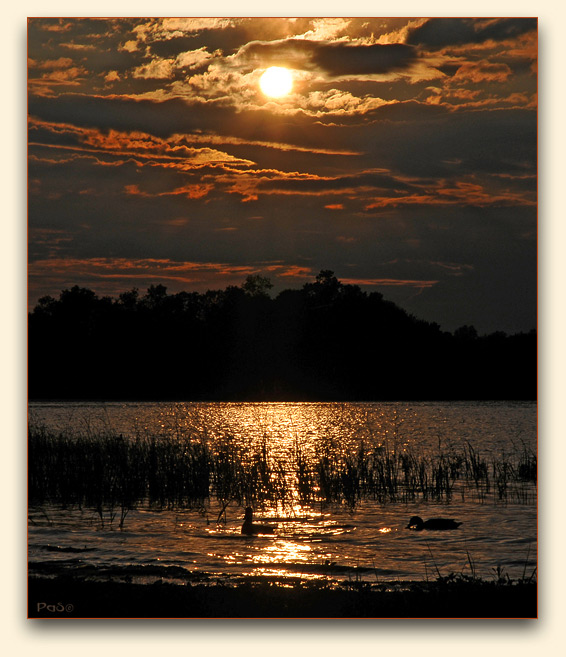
(149, 22, 300, 59)
(346, 105, 537, 180)
(311, 42, 417, 76)
(407, 17, 537, 48)
(258, 171, 416, 193)
(149, 29, 246, 59)
(28, 93, 350, 156)
(29, 94, 218, 138)
(240, 39, 416, 75)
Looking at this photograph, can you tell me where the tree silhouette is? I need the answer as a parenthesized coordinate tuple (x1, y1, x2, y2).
(242, 274, 273, 298)
(28, 271, 536, 401)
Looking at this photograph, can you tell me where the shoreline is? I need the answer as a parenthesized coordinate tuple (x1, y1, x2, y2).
(28, 572, 537, 619)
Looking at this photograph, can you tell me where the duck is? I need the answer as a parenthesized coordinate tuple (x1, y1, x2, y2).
(406, 515, 462, 531)
(241, 507, 275, 535)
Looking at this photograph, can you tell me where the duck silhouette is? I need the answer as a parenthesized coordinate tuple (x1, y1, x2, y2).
(241, 507, 275, 535)
(406, 515, 462, 531)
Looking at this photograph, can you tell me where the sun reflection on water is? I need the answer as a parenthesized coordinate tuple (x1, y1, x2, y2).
(244, 537, 336, 580)
(206, 507, 362, 580)
(252, 540, 312, 564)
(29, 401, 537, 582)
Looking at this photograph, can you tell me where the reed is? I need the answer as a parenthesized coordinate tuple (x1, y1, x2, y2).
(29, 427, 212, 526)
(295, 440, 316, 504)
(29, 425, 537, 525)
(517, 444, 537, 481)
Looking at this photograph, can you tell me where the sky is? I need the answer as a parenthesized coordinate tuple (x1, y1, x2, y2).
(27, 16, 537, 334)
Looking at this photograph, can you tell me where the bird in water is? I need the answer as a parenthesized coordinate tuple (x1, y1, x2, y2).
(406, 515, 462, 531)
(241, 507, 275, 535)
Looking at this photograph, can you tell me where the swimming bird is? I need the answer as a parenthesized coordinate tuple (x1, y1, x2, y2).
(241, 507, 275, 535)
(406, 515, 462, 531)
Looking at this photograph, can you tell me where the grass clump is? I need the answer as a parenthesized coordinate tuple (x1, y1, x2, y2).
(29, 425, 537, 525)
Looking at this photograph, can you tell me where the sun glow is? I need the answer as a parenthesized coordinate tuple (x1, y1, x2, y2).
(259, 67, 293, 98)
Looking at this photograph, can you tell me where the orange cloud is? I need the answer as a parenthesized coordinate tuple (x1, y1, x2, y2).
(365, 180, 535, 210)
(124, 182, 214, 199)
(181, 131, 359, 157)
(34, 19, 73, 32)
(342, 277, 438, 289)
(28, 66, 87, 96)
(29, 257, 259, 287)
(28, 57, 74, 69)
(452, 61, 512, 84)
(133, 58, 176, 79)
(215, 167, 329, 202)
(263, 264, 314, 279)
(29, 119, 255, 171)
(28, 257, 320, 308)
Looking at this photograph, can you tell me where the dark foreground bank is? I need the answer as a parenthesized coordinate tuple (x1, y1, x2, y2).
(28, 575, 537, 619)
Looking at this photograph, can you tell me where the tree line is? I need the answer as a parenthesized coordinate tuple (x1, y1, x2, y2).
(28, 271, 536, 401)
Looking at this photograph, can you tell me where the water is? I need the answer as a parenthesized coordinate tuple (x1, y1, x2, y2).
(28, 401, 537, 584)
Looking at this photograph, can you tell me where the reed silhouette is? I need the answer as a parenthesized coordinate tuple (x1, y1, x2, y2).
(29, 425, 536, 526)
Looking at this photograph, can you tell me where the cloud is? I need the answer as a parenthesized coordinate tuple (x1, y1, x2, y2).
(104, 71, 120, 83)
(29, 94, 212, 138)
(28, 59, 88, 96)
(304, 89, 388, 114)
(263, 263, 314, 279)
(313, 42, 416, 76)
(239, 39, 416, 76)
(297, 18, 351, 41)
(125, 182, 213, 200)
(342, 277, 438, 289)
(32, 18, 73, 33)
(363, 180, 535, 211)
(451, 61, 513, 84)
(28, 57, 74, 70)
(133, 58, 176, 79)
(176, 47, 215, 69)
(29, 119, 256, 173)
(28, 256, 316, 306)
(407, 18, 537, 48)
(134, 18, 236, 44)
(26, 18, 538, 334)
(257, 170, 416, 195)
(30, 256, 256, 283)
(28, 92, 360, 156)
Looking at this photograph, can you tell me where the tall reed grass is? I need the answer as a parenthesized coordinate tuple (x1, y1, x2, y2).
(29, 425, 537, 526)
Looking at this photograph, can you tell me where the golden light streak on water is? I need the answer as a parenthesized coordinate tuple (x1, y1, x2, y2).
(28, 401, 537, 582)
(252, 540, 312, 565)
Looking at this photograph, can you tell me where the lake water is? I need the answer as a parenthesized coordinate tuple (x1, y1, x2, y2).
(28, 401, 537, 584)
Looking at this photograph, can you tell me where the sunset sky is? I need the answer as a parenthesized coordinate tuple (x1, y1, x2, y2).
(27, 16, 537, 334)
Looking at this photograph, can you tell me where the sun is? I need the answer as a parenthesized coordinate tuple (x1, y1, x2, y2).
(259, 66, 293, 98)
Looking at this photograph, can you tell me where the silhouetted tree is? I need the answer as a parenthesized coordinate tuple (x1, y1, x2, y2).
(142, 284, 168, 310)
(454, 325, 478, 341)
(28, 272, 536, 401)
(242, 274, 273, 298)
(304, 269, 342, 306)
(118, 288, 139, 310)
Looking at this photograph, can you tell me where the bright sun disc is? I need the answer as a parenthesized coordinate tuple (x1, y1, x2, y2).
(259, 66, 293, 98)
